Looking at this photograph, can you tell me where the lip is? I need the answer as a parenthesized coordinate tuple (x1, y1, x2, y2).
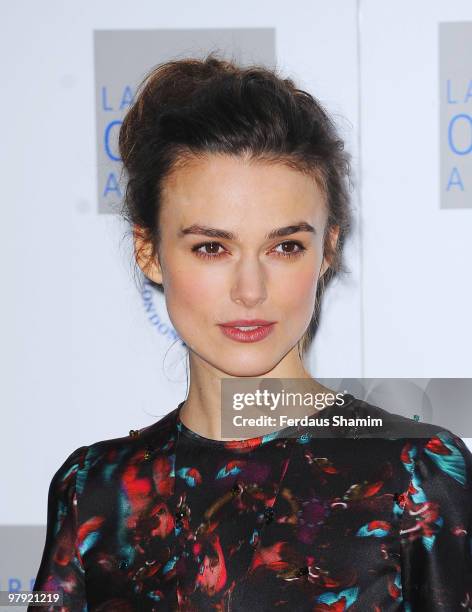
(218, 322, 276, 343)
(220, 319, 276, 327)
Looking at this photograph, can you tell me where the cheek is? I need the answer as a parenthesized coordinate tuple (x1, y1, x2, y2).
(274, 264, 318, 312)
(292, 273, 317, 302)
(284, 276, 318, 340)
(165, 266, 221, 314)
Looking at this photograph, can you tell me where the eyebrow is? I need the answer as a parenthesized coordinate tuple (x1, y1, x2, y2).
(179, 221, 316, 241)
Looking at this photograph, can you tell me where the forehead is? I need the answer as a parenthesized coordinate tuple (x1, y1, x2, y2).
(160, 154, 327, 228)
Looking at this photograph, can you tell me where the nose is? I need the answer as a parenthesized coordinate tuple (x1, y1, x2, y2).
(230, 258, 267, 308)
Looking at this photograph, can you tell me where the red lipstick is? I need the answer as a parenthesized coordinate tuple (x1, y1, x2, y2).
(218, 320, 276, 343)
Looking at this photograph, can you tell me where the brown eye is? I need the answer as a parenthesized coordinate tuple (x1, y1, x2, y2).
(273, 241, 306, 258)
(192, 241, 226, 259)
(191, 240, 306, 261)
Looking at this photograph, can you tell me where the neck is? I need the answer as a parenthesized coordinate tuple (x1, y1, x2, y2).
(178, 347, 331, 442)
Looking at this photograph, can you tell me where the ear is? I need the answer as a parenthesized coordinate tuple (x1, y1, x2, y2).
(319, 224, 340, 278)
(133, 225, 163, 285)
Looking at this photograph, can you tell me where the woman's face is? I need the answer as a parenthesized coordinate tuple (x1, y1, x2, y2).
(135, 154, 337, 377)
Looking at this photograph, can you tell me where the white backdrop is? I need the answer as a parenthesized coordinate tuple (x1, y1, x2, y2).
(1, 0, 471, 541)
(360, 0, 472, 377)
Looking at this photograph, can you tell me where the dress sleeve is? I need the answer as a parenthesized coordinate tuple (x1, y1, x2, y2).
(29, 445, 89, 612)
(399, 430, 472, 610)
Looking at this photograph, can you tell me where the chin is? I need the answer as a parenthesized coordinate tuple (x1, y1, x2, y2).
(213, 354, 282, 378)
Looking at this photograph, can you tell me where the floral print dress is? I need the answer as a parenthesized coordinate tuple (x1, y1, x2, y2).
(30, 394, 472, 611)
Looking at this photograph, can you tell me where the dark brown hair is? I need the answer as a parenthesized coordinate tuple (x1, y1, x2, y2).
(119, 53, 353, 356)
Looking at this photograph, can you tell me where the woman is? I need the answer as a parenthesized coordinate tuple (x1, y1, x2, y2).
(30, 55, 472, 611)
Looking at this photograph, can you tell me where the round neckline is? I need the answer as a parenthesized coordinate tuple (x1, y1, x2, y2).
(174, 393, 357, 448)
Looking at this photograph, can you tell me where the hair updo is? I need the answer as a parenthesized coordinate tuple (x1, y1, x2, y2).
(119, 52, 353, 356)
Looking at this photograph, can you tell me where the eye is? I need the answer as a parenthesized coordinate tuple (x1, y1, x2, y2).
(273, 241, 307, 259)
(191, 240, 307, 261)
(192, 242, 227, 259)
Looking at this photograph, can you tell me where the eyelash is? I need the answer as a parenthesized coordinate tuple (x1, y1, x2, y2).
(191, 240, 307, 261)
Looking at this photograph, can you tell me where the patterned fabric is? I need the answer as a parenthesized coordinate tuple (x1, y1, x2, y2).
(30, 395, 472, 611)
